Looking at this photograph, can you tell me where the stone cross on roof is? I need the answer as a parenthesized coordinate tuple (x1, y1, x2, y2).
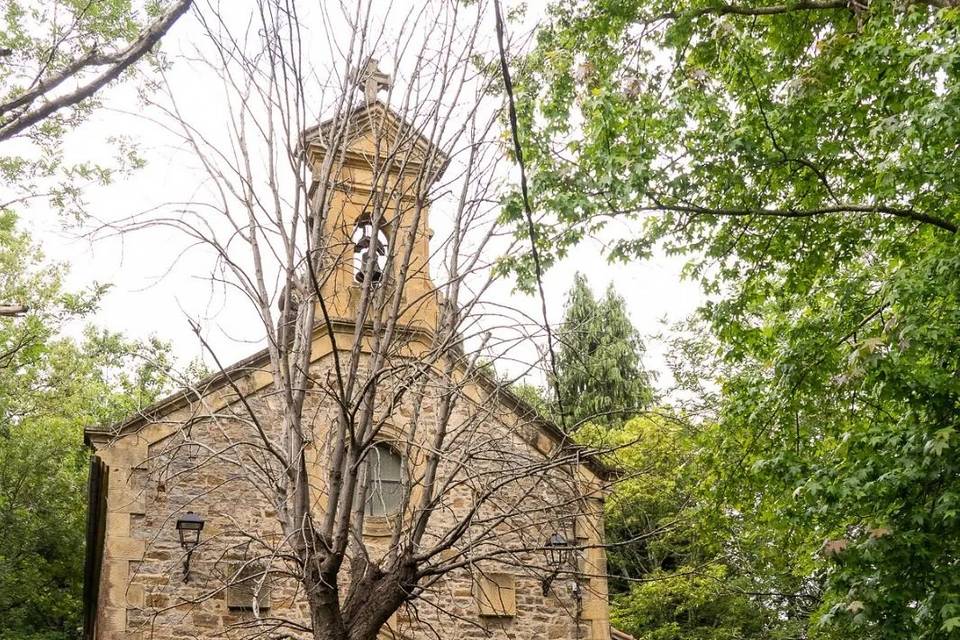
(359, 58, 392, 103)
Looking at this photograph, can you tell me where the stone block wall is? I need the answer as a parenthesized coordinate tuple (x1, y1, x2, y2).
(90, 348, 611, 640)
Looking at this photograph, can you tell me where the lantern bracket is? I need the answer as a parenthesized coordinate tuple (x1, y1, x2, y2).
(175, 511, 205, 583)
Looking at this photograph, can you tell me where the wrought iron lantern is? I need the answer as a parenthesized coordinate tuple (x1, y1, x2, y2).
(541, 532, 569, 595)
(176, 511, 204, 582)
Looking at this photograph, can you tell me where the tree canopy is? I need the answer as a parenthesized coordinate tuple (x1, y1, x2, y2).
(0, 0, 192, 222)
(581, 411, 815, 640)
(0, 0, 191, 143)
(504, 0, 960, 636)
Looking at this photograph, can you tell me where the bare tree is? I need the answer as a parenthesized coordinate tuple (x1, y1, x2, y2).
(90, 2, 613, 640)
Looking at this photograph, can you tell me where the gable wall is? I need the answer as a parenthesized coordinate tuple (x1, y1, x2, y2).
(89, 330, 610, 640)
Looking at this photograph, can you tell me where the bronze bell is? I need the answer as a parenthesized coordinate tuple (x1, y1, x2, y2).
(354, 220, 386, 283)
(355, 248, 383, 283)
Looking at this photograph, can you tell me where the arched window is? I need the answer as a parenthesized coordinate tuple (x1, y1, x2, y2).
(365, 443, 403, 517)
(352, 216, 389, 284)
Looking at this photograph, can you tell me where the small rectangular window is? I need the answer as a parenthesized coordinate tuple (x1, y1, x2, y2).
(226, 562, 271, 611)
(474, 573, 516, 617)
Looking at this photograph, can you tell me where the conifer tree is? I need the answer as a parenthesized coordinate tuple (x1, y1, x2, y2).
(553, 273, 652, 428)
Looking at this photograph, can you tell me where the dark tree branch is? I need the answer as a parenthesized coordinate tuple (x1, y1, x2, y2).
(649, 0, 846, 22)
(492, 0, 569, 429)
(0, 304, 28, 317)
(0, 0, 193, 142)
(646, 0, 956, 23)
(640, 200, 958, 233)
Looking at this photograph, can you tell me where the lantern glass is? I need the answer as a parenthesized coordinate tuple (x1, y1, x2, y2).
(545, 532, 568, 569)
(176, 511, 204, 550)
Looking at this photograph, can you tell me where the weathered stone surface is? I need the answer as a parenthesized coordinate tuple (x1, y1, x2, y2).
(90, 359, 610, 639)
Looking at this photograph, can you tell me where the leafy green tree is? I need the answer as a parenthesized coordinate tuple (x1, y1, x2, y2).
(0, 0, 192, 141)
(530, 274, 808, 638)
(611, 565, 772, 640)
(504, 0, 960, 636)
(554, 273, 653, 427)
(511, 381, 553, 417)
(584, 417, 802, 640)
(0, 0, 192, 223)
(0, 212, 176, 639)
(587, 417, 695, 589)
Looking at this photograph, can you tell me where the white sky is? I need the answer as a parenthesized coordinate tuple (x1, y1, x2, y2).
(21, 0, 705, 391)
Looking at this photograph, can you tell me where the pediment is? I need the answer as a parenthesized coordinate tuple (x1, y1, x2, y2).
(303, 101, 449, 178)
(86, 319, 612, 483)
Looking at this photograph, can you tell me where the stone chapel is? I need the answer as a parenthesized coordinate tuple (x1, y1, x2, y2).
(82, 70, 618, 640)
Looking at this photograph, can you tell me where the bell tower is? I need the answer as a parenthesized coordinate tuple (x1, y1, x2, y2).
(302, 59, 448, 335)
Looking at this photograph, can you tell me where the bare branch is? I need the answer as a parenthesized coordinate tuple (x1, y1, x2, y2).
(0, 304, 28, 317)
(639, 200, 958, 233)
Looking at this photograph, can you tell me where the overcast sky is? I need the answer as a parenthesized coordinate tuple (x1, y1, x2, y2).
(22, 0, 705, 391)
